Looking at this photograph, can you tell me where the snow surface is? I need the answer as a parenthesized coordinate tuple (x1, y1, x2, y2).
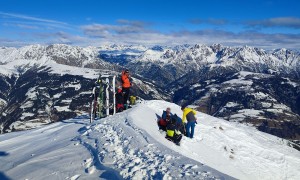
(1, 100, 300, 180)
(224, 102, 239, 108)
(8, 119, 51, 133)
(223, 79, 253, 86)
(284, 78, 298, 87)
(54, 105, 71, 112)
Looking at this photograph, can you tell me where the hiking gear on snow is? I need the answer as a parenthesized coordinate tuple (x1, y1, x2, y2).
(130, 96, 136, 105)
(182, 107, 197, 123)
(116, 103, 124, 112)
(90, 79, 105, 122)
(90, 74, 116, 122)
(124, 103, 128, 110)
(167, 128, 175, 137)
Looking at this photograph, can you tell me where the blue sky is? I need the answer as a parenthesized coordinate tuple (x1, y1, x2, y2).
(0, 0, 300, 49)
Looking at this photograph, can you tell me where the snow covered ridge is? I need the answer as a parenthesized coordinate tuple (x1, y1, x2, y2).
(1, 100, 299, 180)
(100, 44, 300, 75)
(1, 44, 300, 74)
(0, 44, 117, 76)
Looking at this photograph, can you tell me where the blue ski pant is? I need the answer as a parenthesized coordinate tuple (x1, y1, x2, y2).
(185, 121, 196, 138)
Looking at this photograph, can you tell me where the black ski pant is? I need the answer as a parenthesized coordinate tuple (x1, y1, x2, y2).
(122, 87, 130, 105)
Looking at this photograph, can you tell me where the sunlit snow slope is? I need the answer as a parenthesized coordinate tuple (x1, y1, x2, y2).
(0, 100, 299, 180)
(131, 101, 300, 180)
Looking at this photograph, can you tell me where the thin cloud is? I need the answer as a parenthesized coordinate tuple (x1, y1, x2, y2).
(188, 17, 300, 29)
(0, 11, 72, 30)
(172, 29, 300, 49)
(81, 20, 155, 37)
(0, 11, 67, 25)
(77, 22, 300, 49)
(2, 28, 300, 49)
(0, 38, 31, 47)
(1, 16, 300, 50)
(116, 19, 152, 27)
(188, 18, 229, 25)
(2, 22, 40, 29)
(33, 31, 88, 45)
(246, 17, 300, 29)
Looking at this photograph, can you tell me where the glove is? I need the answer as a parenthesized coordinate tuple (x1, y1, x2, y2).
(175, 129, 181, 135)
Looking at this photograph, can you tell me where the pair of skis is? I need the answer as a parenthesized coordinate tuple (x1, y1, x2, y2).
(90, 74, 116, 123)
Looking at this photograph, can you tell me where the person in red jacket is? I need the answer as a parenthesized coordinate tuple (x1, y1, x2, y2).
(121, 69, 132, 109)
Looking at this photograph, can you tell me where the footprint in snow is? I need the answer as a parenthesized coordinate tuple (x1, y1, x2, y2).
(83, 158, 93, 168)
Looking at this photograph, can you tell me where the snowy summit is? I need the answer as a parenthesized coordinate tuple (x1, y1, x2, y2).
(1, 100, 299, 180)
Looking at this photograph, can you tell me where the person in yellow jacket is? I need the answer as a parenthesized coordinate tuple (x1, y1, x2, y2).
(181, 106, 197, 138)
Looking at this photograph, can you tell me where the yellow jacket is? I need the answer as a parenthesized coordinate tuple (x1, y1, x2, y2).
(182, 108, 197, 123)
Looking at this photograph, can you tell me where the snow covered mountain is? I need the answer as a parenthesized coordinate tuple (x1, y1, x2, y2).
(0, 100, 299, 180)
(100, 44, 300, 84)
(0, 43, 299, 148)
(0, 44, 170, 133)
(2, 44, 299, 78)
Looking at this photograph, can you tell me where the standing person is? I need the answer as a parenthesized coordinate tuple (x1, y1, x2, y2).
(121, 69, 132, 109)
(181, 106, 197, 138)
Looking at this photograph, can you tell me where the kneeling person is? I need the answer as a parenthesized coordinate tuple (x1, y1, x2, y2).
(158, 107, 173, 131)
(166, 116, 182, 146)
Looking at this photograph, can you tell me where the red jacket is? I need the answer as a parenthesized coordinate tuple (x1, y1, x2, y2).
(121, 72, 131, 88)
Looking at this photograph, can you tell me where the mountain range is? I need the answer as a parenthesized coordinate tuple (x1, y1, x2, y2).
(0, 43, 299, 148)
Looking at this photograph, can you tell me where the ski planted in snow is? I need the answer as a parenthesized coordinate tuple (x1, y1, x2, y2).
(90, 74, 116, 123)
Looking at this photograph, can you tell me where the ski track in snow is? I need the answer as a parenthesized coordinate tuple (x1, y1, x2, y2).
(1, 100, 300, 180)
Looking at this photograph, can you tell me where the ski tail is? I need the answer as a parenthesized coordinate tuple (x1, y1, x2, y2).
(90, 87, 96, 123)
